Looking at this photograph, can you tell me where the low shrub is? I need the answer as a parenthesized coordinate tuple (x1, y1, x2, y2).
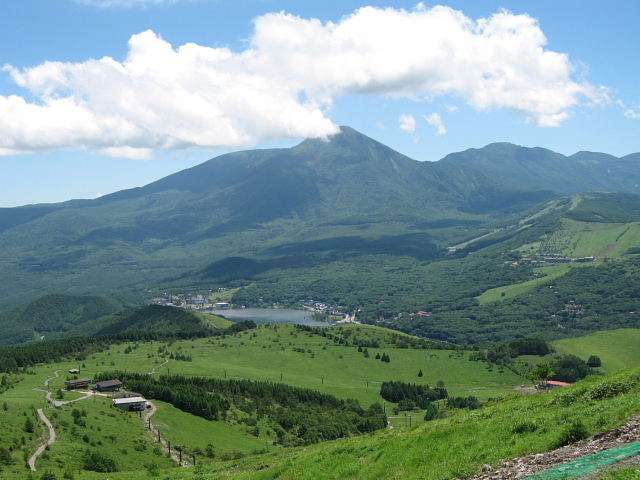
(552, 419, 589, 449)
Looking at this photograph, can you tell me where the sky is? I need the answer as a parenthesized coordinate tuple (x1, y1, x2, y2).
(0, 0, 639, 207)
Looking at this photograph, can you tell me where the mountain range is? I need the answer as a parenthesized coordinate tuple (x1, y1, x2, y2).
(442, 142, 640, 194)
(0, 127, 558, 305)
(2, 126, 640, 344)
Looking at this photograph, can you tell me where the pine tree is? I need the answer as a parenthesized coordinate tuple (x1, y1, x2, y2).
(24, 417, 35, 434)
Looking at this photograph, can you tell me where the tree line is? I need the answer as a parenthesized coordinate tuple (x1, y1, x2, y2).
(0, 318, 258, 374)
(97, 370, 387, 446)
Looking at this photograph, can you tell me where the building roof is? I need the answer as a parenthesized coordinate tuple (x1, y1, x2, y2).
(95, 379, 123, 388)
(64, 378, 91, 385)
(113, 397, 147, 405)
(111, 391, 140, 399)
(543, 380, 571, 386)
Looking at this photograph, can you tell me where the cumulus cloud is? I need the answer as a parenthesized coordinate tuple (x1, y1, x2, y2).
(424, 113, 447, 136)
(0, 5, 606, 158)
(616, 100, 640, 119)
(399, 114, 417, 133)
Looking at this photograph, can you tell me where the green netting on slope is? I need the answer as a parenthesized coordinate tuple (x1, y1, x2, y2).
(524, 442, 640, 479)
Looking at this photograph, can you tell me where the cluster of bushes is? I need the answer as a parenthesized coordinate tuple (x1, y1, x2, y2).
(380, 381, 447, 408)
(551, 355, 597, 383)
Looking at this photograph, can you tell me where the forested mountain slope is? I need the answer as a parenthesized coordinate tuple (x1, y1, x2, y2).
(168, 192, 640, 344)
(0, 127, 554, 307)
(441, 142, 640, 194)
(0, 294, 125, 345)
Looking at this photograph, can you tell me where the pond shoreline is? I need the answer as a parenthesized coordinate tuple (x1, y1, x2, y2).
(203, 307, 333, 326)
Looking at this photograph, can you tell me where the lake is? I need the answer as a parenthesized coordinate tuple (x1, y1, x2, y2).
(205, 308, 331, 326)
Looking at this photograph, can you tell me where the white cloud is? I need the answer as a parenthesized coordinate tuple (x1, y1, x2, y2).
(0, 5, 606, 158)
(615, 100, 640, 119)
(423, 113, 447, 136)
(399, 114, 416, 133)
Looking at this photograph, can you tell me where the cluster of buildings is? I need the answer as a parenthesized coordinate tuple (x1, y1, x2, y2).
(150, 294, 231, 310)
(514, 256, 596, 266)
(302, 300, 344, 315)
(64, 373, 148, 412)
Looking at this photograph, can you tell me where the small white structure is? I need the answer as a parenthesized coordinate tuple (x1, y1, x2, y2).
(113, 396, 148, 412)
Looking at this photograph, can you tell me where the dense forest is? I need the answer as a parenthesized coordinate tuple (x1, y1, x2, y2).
(230, 240, 640, 343)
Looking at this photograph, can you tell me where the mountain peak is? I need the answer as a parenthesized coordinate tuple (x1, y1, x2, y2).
(296, 125, 386, 150)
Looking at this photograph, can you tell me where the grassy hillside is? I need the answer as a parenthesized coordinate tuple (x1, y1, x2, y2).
(12, 360, 640, 479)
(1, 321, 639, 479)
(553, 329, 640, 373)
(155, 367, 640, 480)
(0, 322, 524, 477)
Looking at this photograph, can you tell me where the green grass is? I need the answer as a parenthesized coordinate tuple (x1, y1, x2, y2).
(3, 323, 639, 479)
(152, 400, 270, 456)
(477, 218, 640, 305)
(477, 264, 573, 304)
(540, 219, 640, 259)
(553, 329, 640, 373)
(34, 396, 176, 475)
(0, 323, 527, 477)
(57, 366, 640, 480)
(115, 325, 524, 405)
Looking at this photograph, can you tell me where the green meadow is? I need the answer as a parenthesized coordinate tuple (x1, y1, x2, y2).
(0, 322, 530, 477)
(477, 218, 640, 305)
(477, 264, 574, 304)
(30, 323, 526, 409)
(22, 365, 640, 480)
(4, 322, 640, 479)
(553, 328, 640, 373)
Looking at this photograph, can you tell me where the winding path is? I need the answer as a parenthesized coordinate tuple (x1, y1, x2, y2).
(30, 370, 93, 471)
(29, 366, 182, 471)
(28, 409, 56, 471)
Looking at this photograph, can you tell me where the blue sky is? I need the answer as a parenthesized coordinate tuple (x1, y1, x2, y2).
(0, 0, 638, 207)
